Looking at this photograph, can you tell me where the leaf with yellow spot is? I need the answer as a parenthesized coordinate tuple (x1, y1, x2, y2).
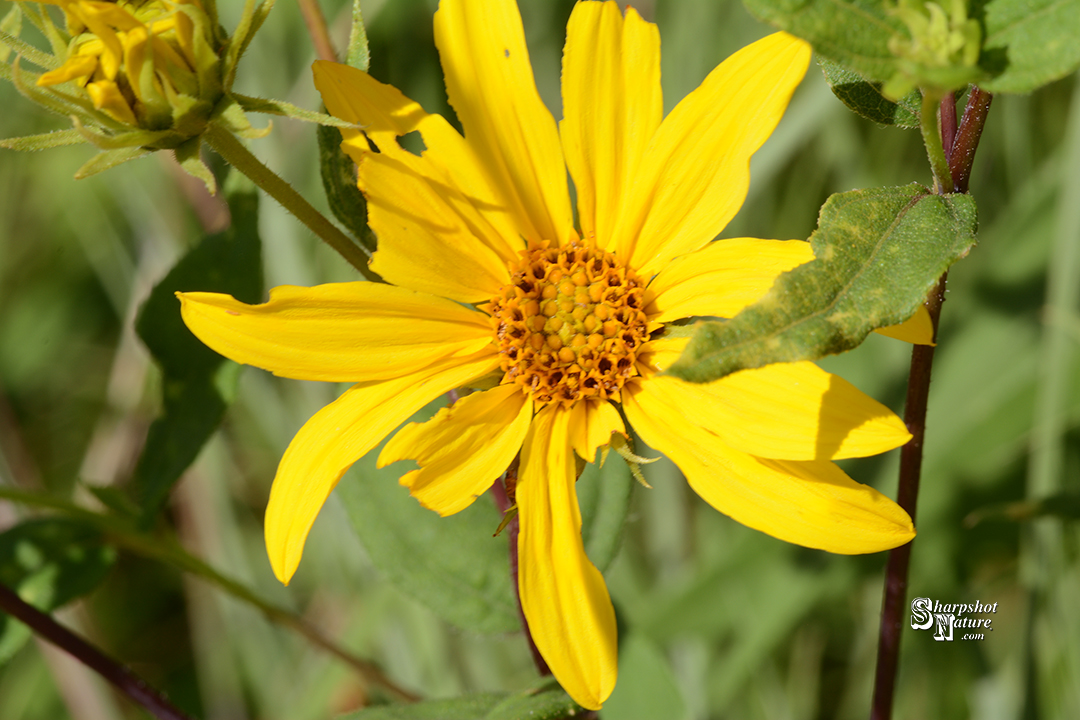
(669, 184, 977, 384)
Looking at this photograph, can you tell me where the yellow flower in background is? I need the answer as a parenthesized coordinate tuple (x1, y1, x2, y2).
(36, 0, 220, 130)
(178, 0, 916, 709)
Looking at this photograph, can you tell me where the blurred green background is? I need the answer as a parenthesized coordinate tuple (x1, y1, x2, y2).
(1, 0, 1078, 718)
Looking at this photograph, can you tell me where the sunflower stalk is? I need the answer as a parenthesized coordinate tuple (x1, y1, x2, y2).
(871, 87, 992, 720)
(203, 122, 378, 279)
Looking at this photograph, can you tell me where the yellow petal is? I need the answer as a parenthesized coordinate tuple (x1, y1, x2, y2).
(37, 54, 98, 86)
(623, 388, 914, 554)
(638, 364, 910, 460)
(567, 398, 625, 463)
(177, 283, 494, 382)
(613, 33, 811, 277)
(875, 305, 936, 345)
(313, 61, 522, 301)
(517, 404, 617, 710)
(560, 1, 661, 251)
(434, 0, 573, 245)
(86, 80, 138, 125)
(265, 351, 501, 584)
(645, 238, 813, 322)
(378, 384, 533, 516)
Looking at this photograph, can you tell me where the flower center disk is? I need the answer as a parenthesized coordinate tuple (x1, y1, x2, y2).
(490, 241, 649, 407)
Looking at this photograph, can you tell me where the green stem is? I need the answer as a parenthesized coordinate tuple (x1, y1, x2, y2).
(203, 123, 379, 281)
(920, 90, 954, 194)
(0, 487, 418, 703)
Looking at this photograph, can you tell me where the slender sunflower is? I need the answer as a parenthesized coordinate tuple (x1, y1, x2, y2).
(178, 0, 917, 709)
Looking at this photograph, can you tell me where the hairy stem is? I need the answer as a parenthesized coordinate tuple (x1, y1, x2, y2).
(491, 463, 551, 678)
(204, 123, 378, 280)
(0, 583, 195, 720)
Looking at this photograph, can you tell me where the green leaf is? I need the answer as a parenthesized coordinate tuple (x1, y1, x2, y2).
(578, 456, 633, 573)
(337, 401, 518, 634)
(601, 634, 685, 720)
(669, 184, 978, 384)
(485, 685, 581, 720)
(979, 0, 1080, 94)
(0, 519, 116, 664)
(819, 58, 921, 128)
(741, 0, 901, 81)
(318, 121, 376, 253)
(744, 0, 1080, 94)
(132, 173, 262, 521)
(340, 693, 505, 719)
(339, 686, 579, 720)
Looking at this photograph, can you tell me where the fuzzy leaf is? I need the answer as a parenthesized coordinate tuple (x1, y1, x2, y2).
(743, 0, 1080, 94)
(819, 58, 921, 128)
(132, 174, 262, 521)
(668, 184, 978, 384)
(979, 0, 1080, 94)
(318, 122, 376, 253)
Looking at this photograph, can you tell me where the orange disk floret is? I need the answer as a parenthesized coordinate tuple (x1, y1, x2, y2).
(489, 240, 649, 408)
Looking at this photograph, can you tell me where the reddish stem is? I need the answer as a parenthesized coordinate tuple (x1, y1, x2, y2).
(490, 464, 551, 678)
(948, 87, 993, 193)
(0, 583, 195, 720)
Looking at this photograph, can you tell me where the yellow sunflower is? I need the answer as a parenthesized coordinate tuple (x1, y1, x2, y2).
(178, 0, 916, 709)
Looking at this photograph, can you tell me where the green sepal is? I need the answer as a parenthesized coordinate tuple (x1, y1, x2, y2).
(131, 172, 262, 522)
(347, 0, 370, 71)
(0, 28, 59, 70)
(74, 146, 153, 179)
(223, 0, 276, 91)
(175, 137, 217, 195)
(72, 118, 173, 150)
(669, 184, 978, 384)
(0, 5, 23, 64)
(234, 93, 359, 129)
(16, 1, 67, 58)
(0, 128, 86, 151)
(318, 121, 376, 253)
(213, 98, 271, 139)
(819, 58, 921, 128)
